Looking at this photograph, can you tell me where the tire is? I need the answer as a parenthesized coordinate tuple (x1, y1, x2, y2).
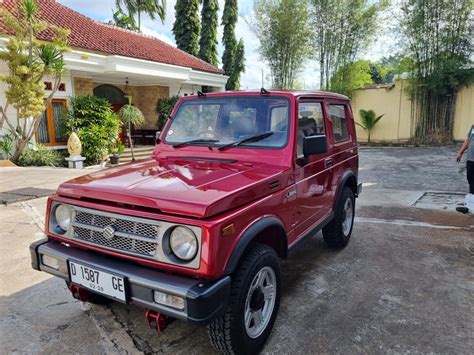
(65, 281, 112, 305)
(323, 186, 355, 248)
(207, 244, 281, 355)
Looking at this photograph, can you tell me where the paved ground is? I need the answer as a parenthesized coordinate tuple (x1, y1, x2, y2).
(0, 146, 473, 354)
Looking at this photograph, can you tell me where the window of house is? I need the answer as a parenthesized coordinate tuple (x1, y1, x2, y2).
(37, 99, 67, 146)
(329, 104, 349, 142)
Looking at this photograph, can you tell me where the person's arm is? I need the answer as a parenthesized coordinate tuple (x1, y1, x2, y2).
(456, 138, 469, 162)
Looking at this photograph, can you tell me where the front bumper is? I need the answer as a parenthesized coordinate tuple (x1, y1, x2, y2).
(30, 239, 231, 325)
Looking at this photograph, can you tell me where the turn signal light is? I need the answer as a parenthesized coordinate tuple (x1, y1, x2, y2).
(153, 291, 185, 310)
(42, 255, 59, 270)
(222, 223, 235, 237)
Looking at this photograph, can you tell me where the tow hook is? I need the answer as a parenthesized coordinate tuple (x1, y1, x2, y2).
(68, 283, 90, 302)
(145, 310, 172, 332)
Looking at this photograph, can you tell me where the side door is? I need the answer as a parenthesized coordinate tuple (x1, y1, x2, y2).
(293, 98, 333, 238)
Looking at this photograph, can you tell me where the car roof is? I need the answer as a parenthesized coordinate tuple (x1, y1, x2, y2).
(185, 90, 349, 100)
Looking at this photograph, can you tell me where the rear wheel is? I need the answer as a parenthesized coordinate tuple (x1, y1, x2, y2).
(207, 244, 281, 354)
(323, 187, 355, 248)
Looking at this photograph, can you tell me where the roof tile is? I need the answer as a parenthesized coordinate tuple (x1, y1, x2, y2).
(0, 0, 223, 75)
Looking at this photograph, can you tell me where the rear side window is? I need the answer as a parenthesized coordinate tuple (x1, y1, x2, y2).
(329, 104, 349, 142)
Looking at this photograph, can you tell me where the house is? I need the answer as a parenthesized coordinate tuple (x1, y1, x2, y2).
(0, 0, 228, 148)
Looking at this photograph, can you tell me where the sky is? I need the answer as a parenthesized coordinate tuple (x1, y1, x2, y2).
(58, 0, 395, 90)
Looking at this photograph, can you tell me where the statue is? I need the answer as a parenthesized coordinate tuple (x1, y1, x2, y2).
(67, 132, 82, 156)
(65, 132, 85, 169)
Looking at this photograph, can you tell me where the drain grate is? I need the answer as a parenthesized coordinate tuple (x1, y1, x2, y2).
(413, 191, 466, 211)
(0, 187, 55, 205)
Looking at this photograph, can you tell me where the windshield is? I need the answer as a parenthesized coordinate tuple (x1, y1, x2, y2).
(164, 97, 290, 149)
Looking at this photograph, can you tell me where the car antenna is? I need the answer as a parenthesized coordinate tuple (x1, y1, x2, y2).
(197, 90, 206, 97)
(260, 87, 270, 95)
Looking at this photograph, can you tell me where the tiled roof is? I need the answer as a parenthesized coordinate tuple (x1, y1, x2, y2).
(0, 0, 223, 75)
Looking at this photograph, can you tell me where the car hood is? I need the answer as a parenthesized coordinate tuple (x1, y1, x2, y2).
(57, 157, 290, 218)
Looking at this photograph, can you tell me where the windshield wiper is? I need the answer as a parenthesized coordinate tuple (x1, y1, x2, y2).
(218, 131, 274, 151)
(172, 139, 219, 148)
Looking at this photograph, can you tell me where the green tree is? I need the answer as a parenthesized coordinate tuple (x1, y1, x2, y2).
(172, 0, 200, 56)
(227, 39, 245, 90)
(330, 60, 373, 97)
(156, 95, 180, 129)
(115, 0, 166, 31)
(199, 0, 219, 66)
(222, 0, 244, 90)
(252, 0, 311, 89)
(400, 0, 473, 143)
(357, 109, 384, 144)
(65, 96, 121, 164)
(119, 96, 145, 161)
(311, 0, 387, 90)
(0, 0, 69, 162)
(109, 7, 139, 31)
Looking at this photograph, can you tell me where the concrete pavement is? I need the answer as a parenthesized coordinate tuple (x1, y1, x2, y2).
(0, 146, 473, 354)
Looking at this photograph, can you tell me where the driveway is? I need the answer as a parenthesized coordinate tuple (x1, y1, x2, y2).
(0, 146, 473, 354)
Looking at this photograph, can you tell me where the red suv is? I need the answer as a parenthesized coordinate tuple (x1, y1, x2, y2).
(31, 90, 360, 354)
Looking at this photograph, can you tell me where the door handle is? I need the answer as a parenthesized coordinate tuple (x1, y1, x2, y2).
(325, 159, 333, 168)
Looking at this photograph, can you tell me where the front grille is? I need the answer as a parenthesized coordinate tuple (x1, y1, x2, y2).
(72, 210, 160, 258)
(75, 211, 158, 239)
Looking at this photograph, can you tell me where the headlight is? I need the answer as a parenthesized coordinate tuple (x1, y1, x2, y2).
(54, 204, 72, 232)
(169, 226, 198, 261)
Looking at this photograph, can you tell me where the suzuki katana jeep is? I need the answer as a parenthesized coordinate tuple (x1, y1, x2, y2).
(31, 89, 361, 354)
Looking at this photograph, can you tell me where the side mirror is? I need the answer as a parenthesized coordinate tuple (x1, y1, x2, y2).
(298, 135, 328, 165)
(155, 131, 161, 144)
(304, 135, 328, 156)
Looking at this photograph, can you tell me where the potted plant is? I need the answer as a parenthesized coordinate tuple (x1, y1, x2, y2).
(109, 143, 125, 165)
(118, 96, 145, 161)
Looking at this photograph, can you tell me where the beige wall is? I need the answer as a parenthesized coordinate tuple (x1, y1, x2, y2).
(352, 80, 473, 143)
(453, 84, 474, 140)
(352, 81, 412, 143)
(73, 77, 93, 96)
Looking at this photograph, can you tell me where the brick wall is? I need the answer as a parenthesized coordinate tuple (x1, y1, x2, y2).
(73, 77, 93, 96)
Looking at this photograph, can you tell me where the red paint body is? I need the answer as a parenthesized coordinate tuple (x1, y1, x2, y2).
(46, 91, 358, 280)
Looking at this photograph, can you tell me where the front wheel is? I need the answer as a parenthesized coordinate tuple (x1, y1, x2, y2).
(323, 187, 355, 248)
(207, 244, 281, 354)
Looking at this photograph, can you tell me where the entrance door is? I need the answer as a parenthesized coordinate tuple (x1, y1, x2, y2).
(93, 85, 128, 144)
(293, 99, 333, 237)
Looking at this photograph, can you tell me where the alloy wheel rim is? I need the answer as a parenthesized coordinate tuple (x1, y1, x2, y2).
(342, 198, 353, 236)
(244, 266, 277, 339)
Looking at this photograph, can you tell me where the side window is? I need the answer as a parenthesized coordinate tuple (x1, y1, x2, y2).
(329, 104, 349, 142)
(297, 102, 325, 157)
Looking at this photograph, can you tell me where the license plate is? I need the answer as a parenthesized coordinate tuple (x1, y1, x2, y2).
(68, 261, 127, 302)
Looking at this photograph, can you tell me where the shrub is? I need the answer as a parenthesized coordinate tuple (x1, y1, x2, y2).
(17, 144, 64, 167)
(156, 95, 180, 129)
(0, 130, 15, 159)
(64, 96, 121, 164)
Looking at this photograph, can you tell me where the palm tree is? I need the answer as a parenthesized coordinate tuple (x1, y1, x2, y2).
(118, 96, 145, 161)
(115, 0, 166, 31)
(357, 109, 384, 144)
